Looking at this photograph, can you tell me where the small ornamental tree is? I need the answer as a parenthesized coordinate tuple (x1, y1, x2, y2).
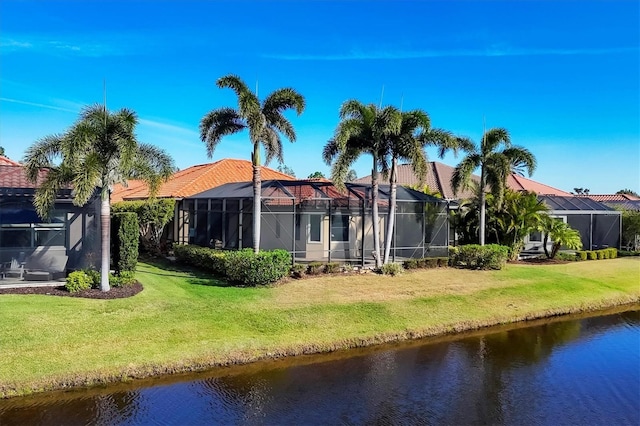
(112, 199, 175, 254)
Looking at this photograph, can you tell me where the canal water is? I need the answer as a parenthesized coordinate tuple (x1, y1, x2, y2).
(1, 308, 638, 425)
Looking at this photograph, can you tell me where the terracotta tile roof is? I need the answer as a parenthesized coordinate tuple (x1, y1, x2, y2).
(0, 164, 46, 189)
(353, 161, 572, 200)
(587, 194, 640, 202)
(0, 156, 21, 166)
(112, 158, 295, 202)
(506, 174, 571, 196)
(110, 180, 147, 203)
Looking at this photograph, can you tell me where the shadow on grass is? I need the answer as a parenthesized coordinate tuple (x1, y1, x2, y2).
(138, 256, 235, 288)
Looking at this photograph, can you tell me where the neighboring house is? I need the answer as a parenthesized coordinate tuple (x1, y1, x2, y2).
(586, 194, 640, 212)
(354, 161, 621, 251)
(183, 179, 449, 265)
(111, 158, 295, 245)
(0, 158, 100, 281)
(352, 162, 571, 199)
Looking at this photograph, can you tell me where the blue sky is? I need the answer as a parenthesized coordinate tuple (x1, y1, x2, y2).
(1, 0, 638, 194)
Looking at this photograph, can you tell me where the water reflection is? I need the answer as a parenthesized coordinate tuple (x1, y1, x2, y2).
(1, 309, 638, 425)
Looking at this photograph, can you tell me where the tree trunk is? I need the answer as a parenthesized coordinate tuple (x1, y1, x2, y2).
(252, 146, 261, 254)
(383, 157, 397, 265)
(543, 234, 551, 258)
(371, 156, 382, 268)
(100, 192, 111, 292)
(479, 167, 486, 246)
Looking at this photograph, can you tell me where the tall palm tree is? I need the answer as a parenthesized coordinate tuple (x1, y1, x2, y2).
(23, 104, 174, 291)
(451, 128, 536, 245)
(381, 112, 469, 264)
(323, 100, 401, 268)
(200, 74, 305, 253)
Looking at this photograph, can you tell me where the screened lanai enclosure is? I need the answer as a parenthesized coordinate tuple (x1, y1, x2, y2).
(177, 180, 449, 265)
(524, 195, 622, 252)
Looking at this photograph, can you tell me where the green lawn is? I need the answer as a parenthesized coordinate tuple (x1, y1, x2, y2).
(1, 257, 638, 397)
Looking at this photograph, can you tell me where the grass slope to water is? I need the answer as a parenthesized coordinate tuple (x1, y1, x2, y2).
(1, 258, 638, 397)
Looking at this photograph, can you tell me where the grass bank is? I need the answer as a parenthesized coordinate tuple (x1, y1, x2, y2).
(1, 258, 638, 398)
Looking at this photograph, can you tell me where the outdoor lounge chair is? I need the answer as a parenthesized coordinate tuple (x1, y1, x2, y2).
(23, 246, 68, 281)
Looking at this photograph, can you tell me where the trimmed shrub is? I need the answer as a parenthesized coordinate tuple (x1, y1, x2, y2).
(66, 271, 92, 293)
(587, 251, 597, 260)
(111, 212, 139, 274)
(325, 262, 341, 274)
(307, 262, 325, 275)
(290, 263, 306, 278)
(425, 258, 438, 269)
(576, 251, 588, 261)
(380, 263, 404, 276)
(83, 268, 101, 289)
(436, 257, 449, 267)
(224, 249, 292, 286)
(110, 270, 136, 287)
(173, 244, 227, 275)
(342, 263, 354, 273)
(556, 252, 578, 261)
(416, 258, 427, 268)
(609, 248, 618, 259)
(596, 250, 605, 260)
(619, 250, 640, 257)
(450, 244, 510, 270)
(403, 259, 418, 270)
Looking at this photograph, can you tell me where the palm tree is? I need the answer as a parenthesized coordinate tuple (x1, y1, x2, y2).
(451, 128, 536, 245)
(23, 104, 174, 291)
(323, 100, 401, 268)
(494, 190, 548, 259)
(200, 75, 305, 253)
(540, 216, 582, 259)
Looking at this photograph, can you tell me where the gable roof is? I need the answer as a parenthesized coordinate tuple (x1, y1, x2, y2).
(352, 161, 569, 200)
(0, 164, 46, 189)
(111, 158, 295, 202)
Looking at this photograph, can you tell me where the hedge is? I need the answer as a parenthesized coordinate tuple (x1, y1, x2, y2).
(575, 248, 618, 261)
(173, 244, 291, 286)
(111, 212, 139, 274)
(449, 244, 510, 270)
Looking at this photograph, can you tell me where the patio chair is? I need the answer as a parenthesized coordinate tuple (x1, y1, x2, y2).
(24, 246, 68, 281)
(5, 259, 24, 279)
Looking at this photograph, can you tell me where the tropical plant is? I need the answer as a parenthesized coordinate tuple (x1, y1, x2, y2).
(540, 216, 583, 259)
(111, 199, 176, 254)
(451, 128, 536, 245)
(381, 110, 464, 264)
(307, 171, 325, 179)
(621, 209, 640, 251)
(23, 104, 174, 291)
(572, 188, 590, 195)
(617, 188, 639, 197)
(0, 146, 5, 156)
(323, 100, 401, 268)
(277, 163, 296, 177)
(494, 190, 548, 259)
(199, 74, 305, 253)
(346, 169, 358, 182)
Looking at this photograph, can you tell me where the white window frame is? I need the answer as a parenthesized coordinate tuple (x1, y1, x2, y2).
(307, 214, 323, 244)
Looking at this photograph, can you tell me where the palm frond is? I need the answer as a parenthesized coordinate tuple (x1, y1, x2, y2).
(451, 154, 481, 196)
(481, 128, 510, 155)
(199, 108, 246, 157)
(263, 87, 305, 115)
(23, 135, 63, 182)
(502, 145, 537, 176)
(217, 74, 261, 121)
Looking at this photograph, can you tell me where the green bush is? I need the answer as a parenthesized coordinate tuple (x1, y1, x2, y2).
(450, 244, 510, 270)
(66, 271, 92, 293)
(609, 248, 618, 259)
(173, 244, 227, 275)
(325, 262, 341, 274)
(596, 250, 605, 260)
(111, 212, 139, 274)
(307, 262, 325, 275)
(83, 268, 101, 289)
(290, 263, 306, 278)
(436, 257, 449, 267)
(403, 259, 418, 270)
(619, 250, 640, 257)
(587, 251, 597, 260)
(224, 249, 292, 286)
(556, 252, 578, 261)
(416, 258, 427, 268)
(379, 263, 404, 276)
(110, 270, 136, 288)
(576, 251, 588, 261)
(425, 258, 438, 269)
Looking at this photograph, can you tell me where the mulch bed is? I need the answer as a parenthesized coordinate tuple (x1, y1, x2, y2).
(514, 258, 569, 265)
(0, 282, 143, 299)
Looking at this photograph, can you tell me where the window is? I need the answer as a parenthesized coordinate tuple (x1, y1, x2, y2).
(528, 231, 542, 242)
(330, 214, 349, 242)
(309, 215, 321, 243)
(295, 213, 301, 241)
